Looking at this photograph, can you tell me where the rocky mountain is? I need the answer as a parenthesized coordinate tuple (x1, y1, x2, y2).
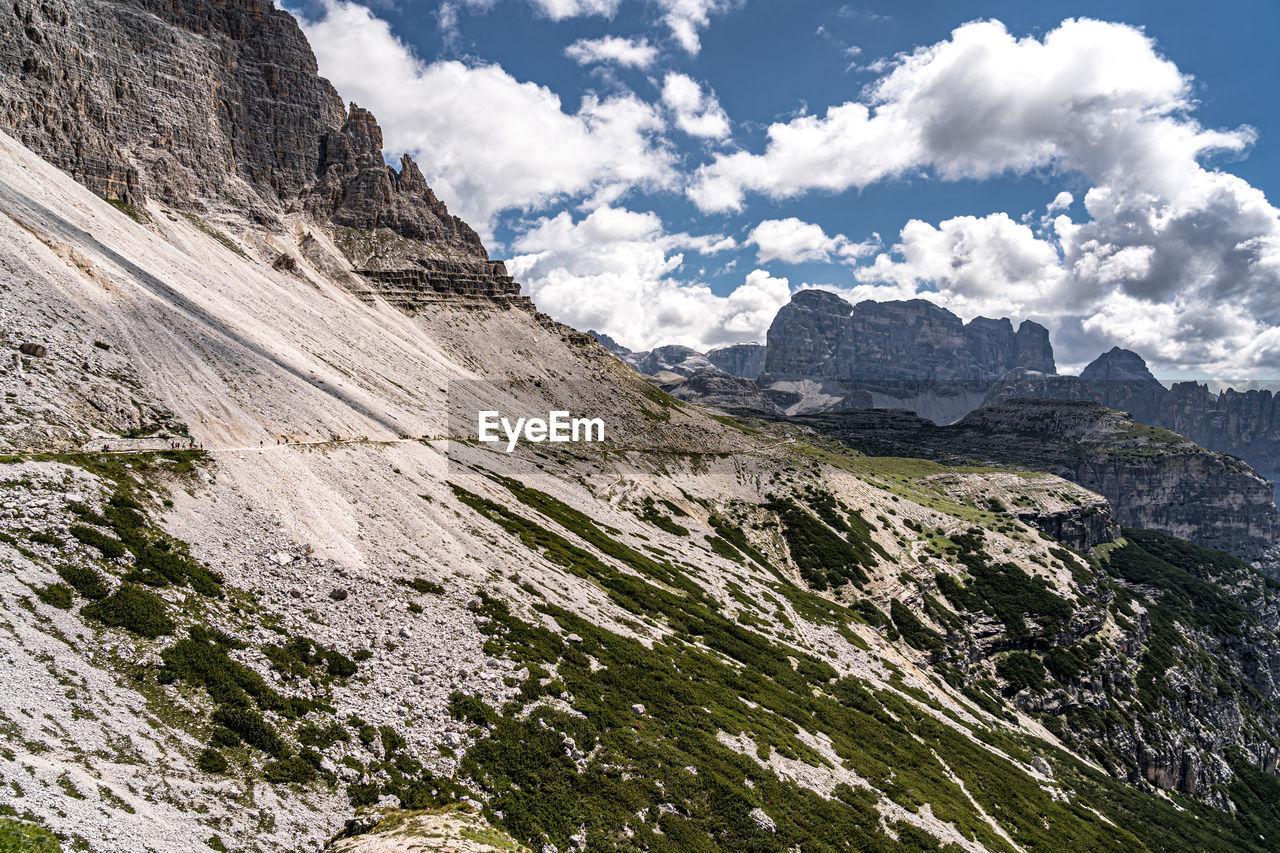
(801, 398, 1280, 563)
(586, 333, 765, 380)
(706, 342, 766, 379)
(986, 348, 1280, 497)
(757, 290, 1055, 420)
(7, 2, 1280, 853)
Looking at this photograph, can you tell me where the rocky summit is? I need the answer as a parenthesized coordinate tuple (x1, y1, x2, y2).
(6, 3, 1280, 853)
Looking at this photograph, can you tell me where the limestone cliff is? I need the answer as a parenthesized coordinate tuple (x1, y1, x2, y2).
(0, 0, 521, 305)
(803, 398, 1280, 562)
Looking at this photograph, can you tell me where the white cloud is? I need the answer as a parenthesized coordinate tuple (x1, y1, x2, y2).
(565, 35, 659, 68)
(1047, 191, 1073, 213)
(298, 1, 674, 235)
(690, 18, 1253, 211)
(688, 17, 1280, 374)
(441, 0, 618, 27)
(656, 0, 736, 54)
(507, 207, 779, 351)
(748, 217, 878, 264)
(660, 73, 730, 139)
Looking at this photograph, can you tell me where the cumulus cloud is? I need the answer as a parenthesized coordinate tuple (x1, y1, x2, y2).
(689, 17, 1279, 373)
(660, 73, 730, 139)
(506, 207, 783, 351)
(748, 217, 879, 264)
(656, 0, 736, 54)
(298, 1, 674, 234)
(565, 35, 658, 68)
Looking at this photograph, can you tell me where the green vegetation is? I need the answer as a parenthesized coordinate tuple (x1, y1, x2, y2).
(34, 583, 73, 609)
(889, 599, 944, 652)
(399, 577, 446, 596)
(0, 818, 63, 852)
(996, 652, 1047, 694)
(1104, 529, 1259, 709)
(196, 748, 229, 774)
(934, 529, 1071, 637)
(81, 584, 174, 637)
(764, 496, 877, 590)
(55, 565, 108, 600)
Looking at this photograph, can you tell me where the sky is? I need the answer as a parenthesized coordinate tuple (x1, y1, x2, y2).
(283, 0, 1280, 376)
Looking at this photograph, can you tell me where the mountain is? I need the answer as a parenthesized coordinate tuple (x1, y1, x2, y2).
(7, 3, 1280, 853)
(759, 291, 1055, 421)
(986, 348, 1280, 499)
(586, 333, 766, 380)
(802, 399, 1280, 563)
(706, 342, 766, 379)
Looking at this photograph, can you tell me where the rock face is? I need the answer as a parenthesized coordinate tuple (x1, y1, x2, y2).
(706, 343, 766, 380)
(987, 348, 1280, 504)
(661, 368, 782, 415)
(760, 291, 1054, 420)
(764, 292, 1054, 383)
(803, 398, 1280, 561)
(304, 104, 488, 258)
(0, 0, 345, 219)
(0, 0, 520, 304)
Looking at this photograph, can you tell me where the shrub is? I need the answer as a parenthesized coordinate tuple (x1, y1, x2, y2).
(211, 707, 287, 759)
(996, 652, 1047, 693)
(398, 577, 445, 596)
(263, 756, 316, 785)
(69, 525, 126, 559)
(36, 583, 73, 609)
(889, 599, 945, 652)
(81, 584, 174, 637)
(56, 565, 109, 600)
(196, 748, 228, 774)
(27, 531, 63, 548)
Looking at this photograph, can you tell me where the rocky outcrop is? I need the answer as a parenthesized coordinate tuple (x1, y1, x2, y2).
(304, 105, 488, 259)
(759, 291, 1054, 421)
(661, 368, 783, 415)
(802, 398, 1280, 561)
(0, 0, 345, 219)
(987, 349, 1280, 501)
(764, 292, 1054, 384)
(0, 0, 520, 305)
(706, 343, 766, 380)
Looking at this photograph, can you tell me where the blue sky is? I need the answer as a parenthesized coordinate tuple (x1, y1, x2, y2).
(286, 0, 1280, 376)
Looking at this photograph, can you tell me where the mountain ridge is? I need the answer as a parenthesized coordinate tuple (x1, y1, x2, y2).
(4, 2, 1280, 852)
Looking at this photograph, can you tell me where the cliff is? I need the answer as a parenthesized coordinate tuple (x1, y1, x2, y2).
(804, 398, 1280, 562)
(0, 0, 520, 304)
(763, 291, 1055, 383)
(987, 348, 1280, 502)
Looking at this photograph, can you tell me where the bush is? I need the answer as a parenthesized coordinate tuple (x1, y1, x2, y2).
(27, 531, 63, 548)
(56, 565, 109, 600)
(890, 599, 945, 652)
(399, 577, 445, 595)
(36, 583, 73, 609)
(196, 748, 229, 774)
(263, 756, 316, 785)
(69, 525, 126, 559)
(211, 707, 288, 759)
(996, 652, 1047, 693)
(81, 584, 174, 637)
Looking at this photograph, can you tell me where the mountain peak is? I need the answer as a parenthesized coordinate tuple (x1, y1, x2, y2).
(1081, 347, 1160, 384)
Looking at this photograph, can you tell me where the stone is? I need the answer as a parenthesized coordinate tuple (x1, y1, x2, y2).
(1031, 756, 1053, 778)
(18, 343, 46, 357)
(706, 343, 766, 380)
(631, 703, 646, 715)
(749, 807, 777, 833)
(329, 588, 348, 601)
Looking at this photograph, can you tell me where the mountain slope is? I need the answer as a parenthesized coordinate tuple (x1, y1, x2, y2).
(2, 3, 1280, 852)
